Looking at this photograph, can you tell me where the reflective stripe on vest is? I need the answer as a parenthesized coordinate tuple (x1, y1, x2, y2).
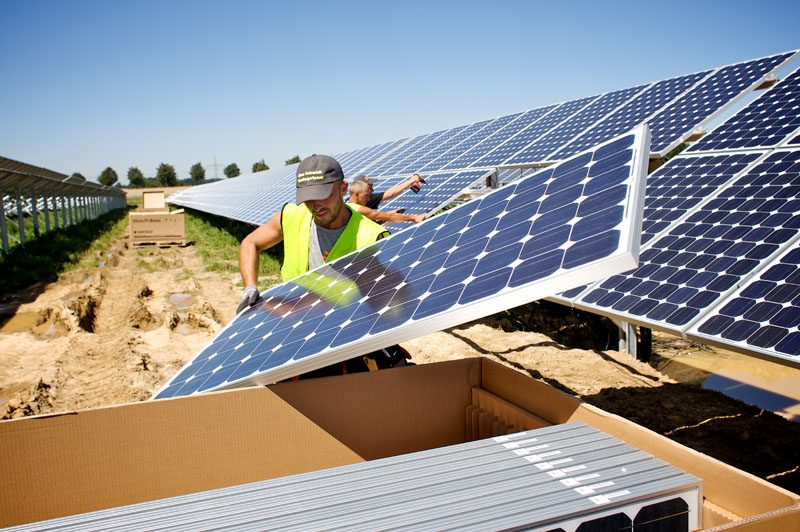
(280, 202, 388, 281)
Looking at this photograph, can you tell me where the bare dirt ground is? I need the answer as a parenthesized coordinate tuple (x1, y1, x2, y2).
(1, 234, 798, 494)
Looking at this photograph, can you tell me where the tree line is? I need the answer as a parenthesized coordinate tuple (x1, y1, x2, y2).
(88, 155, 302, 188)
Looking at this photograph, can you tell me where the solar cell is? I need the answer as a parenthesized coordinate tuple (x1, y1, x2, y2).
(341, 137, 409, 176)
(551, 70, 712, 160)
(640, 151, 765, 244)
(649, 52, 796, 156)
(154, 126, 650, 398)
(503, 84, 648, 165)
(688, 238, 800, 367)
(469, 98, 595, 168)
(688, 64, 800, 153)
(787, 131, 800, 146)
(575, 148, 800, 333)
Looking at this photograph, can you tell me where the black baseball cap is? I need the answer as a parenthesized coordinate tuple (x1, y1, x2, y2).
(295, 154, 344, 203)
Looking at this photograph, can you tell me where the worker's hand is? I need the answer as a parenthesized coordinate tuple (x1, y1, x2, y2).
(236, 285, 260, 314)
(412, 214, 426, 223)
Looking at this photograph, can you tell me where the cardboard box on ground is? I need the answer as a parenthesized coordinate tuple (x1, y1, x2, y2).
(1, 358, 798, 530)
(129, 190, 185, 246)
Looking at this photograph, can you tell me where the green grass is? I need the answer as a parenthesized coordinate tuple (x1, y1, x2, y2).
(0, 206, 132, 294)
(183, 209, 282, 286)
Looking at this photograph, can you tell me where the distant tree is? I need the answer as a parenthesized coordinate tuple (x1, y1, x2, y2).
(70, 172, 86, 181)
(98, 167, 118, 186)
(155, 163, 178, 186)
(285, 155, 301, 166)
(190, 162, 206, 183)
(224, 163, 241, 178)
(127, 167, 145, 188)
(252, 159, 269, 173)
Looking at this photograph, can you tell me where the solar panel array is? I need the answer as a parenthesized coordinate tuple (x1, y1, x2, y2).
(154, 127, 649, 398)
(552, 64, 800, 367)
(168, 52, 795, 230)
(6, 423, 701, 532)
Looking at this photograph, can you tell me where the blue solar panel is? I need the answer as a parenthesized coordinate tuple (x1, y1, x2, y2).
(688, 238, 800, 367)
(503, 85, 648, 165)
(419, 115, 522, 172)
(787, 132, 800, 146)
(551, 70, 712, 161)
(364, 129, 451, 177)
(380, 126, 470, 176)
(392, 121, 494, 175)
(340, 137, 409, 177)
(168, 166, 297, 225)
(640, 151, 764, 244)
(153, 126, 650, 398)
(688, 64, 800, 153)
(441, 106, 561, 170)
(575, 148, 800, 332)
(470, 98, 595, 168)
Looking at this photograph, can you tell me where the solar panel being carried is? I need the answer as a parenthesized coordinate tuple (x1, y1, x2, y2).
(153, 126, 650, 398)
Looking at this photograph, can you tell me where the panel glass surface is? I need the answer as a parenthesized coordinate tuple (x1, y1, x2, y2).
(418, 117, 513, 172)
(504, 85, 648, 165)
(341, 137, 408, 176)
(641, 151, 764, 244)
(441, 106, 559, 170)
(381, 125, 470, 176)
(365, 129, 450, 177)
(689, 238, 800, 366)
(382, 170, 488, 222)
(648, 53, 795, 155)
(551, 70, 711, 160)
(688, 64, 800, 153)
(154, 128, 648, 398)
(577, 149, 800, 331)
(472, 98, 594, 168)
(392, 121, 494, 175)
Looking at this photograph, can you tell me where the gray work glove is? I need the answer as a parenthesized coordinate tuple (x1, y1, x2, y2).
(236, 285, 260, 314)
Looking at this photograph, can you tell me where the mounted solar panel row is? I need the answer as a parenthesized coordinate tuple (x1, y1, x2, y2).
(154, 127, 649, 398)
(564, 149, 800, 365)
(688, 65, 800, 153)
(340, 137, 409, 176)
(362, 128, 450, 176)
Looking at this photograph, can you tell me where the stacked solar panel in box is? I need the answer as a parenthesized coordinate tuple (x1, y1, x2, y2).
(154, 127, 649, 398)
(5, 423, 701, 531)
(688, 65, 800, 153)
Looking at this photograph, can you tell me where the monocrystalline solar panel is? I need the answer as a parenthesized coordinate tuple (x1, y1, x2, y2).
(640, 151, 765, 244)
(357, 132, 437, 176)
(472, 97, 595, 168)
(5, 423, 701, 531)
(574, 148, 800, 333)
(154, 126, 650, 398)
(429, 111, 525, 170)
(364, 129, 450, 177)
(550, 70, 712, 160)
(648, 52, 796, 156)
(395, 120, 495, 175)
(503, 84, 649, 165)
(341, 137, 409, 176)
(688, 239, 800, 367)
(688, 64, 800, 153)
(458, 104, 560, 169)
(380, 125, 471, 176)
(787, 132, 800, 146)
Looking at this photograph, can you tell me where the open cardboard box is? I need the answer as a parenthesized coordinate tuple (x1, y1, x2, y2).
(1, 357, 798, 529)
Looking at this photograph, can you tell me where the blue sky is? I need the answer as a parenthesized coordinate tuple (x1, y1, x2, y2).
(1, 0, 798, 183)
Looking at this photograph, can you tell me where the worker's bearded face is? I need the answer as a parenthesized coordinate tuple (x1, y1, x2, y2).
(305, 181, 348, 228)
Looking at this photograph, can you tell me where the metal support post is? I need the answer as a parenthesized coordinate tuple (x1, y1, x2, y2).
(31, 189, 40, 237)
(0, 182, 8, 253)
(618, 321, 638, 359)
(15, 184, 26, 245)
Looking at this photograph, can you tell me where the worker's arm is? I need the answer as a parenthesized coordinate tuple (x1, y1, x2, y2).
(353, 204, 425, 224)
(381, 173, 424, 202)
(237, 209, 284, 312)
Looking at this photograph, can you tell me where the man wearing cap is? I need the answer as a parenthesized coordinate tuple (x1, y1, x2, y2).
(348, 173, 427, 224)
(236, 154, 409, 377)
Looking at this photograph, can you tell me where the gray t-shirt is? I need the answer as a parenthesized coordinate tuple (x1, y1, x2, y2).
(308, 222, 347, 271)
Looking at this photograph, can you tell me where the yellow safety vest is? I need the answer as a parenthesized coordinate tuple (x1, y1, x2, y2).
(280, 202, 389, 281)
